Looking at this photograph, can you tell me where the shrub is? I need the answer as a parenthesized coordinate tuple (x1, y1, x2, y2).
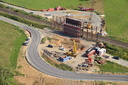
(41, 37, 46, 43)
(0, 67, 14, 85)
(105, 43, 128, 61)
(0, 3, 6, 8)
(0, 3, 49, 22)
(0, 11, 49, 29)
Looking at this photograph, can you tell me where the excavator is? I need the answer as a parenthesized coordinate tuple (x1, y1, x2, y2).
(66, 40, 77, 58)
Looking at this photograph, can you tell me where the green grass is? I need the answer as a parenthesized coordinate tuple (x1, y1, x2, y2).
(97, 61, 128, 73)
(0, 20, 26, 84)
(2, 0, 87, 10)
(0, 20, 26, 68)
(41, 37, 46, 43)
(0, 11, 49, 29)
(93, 81, 117, 85)
(105, 43, 128, 61)
(104, 0, 128, 43)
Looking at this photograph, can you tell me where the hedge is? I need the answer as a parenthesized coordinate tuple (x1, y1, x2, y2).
(0, 3, 49, 22)
(0, 11, 49, 29)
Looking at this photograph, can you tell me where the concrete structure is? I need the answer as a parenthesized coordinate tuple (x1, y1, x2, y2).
(63, 18, 82, 37)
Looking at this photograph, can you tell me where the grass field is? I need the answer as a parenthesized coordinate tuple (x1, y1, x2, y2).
(2, 0, 87, 10)
(97, 61, 128, 73)
(0, 20, 26, 68)
(0, 20, 26, 84)
(104, 0, 128, 42)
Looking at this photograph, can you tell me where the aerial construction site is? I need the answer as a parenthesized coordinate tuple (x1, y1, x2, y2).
(39, 23, 108, 73)
(2, 0, 128, 84)
(39, 2, 107, 72)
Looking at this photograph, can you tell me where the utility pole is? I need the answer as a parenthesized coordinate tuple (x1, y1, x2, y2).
(96, 26, 98, 42)
(91, 27, 93, 40)
(87, 28, 88, 39)
(53, 16, 55, 28)
(9, 6, 10, 14)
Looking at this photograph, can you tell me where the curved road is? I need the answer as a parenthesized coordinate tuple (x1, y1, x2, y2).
(0, 16, 128, 82)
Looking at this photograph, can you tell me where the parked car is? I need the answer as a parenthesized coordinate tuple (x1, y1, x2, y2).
(44, 13, 51, 16)
(113, 56, 120, 60)
(66, 14, 73, 17)
(22, 42, 28, 46)
(30, 12, 34, 14)
(59, 47, 65, 51)
(47, 45, 53, 48)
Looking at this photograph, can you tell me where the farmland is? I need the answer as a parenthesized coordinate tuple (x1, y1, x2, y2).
(104, 0, 128, 43)
(1, 0, 87, 10)
(0, 20, 26, 84)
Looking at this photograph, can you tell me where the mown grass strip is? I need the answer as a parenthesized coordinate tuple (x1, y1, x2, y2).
(104, 0, 128, 43)
(105, 43, 128, 61)
(10, 31, 26, 68)
(96, 61, 128, 73)
(0, 20, 26, 84)
(1, 0, 87, 10)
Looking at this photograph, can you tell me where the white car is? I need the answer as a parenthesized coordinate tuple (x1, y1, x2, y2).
(59, 47, 65, 51)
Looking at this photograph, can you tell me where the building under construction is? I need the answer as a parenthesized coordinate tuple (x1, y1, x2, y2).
(63, 18, 83, 38)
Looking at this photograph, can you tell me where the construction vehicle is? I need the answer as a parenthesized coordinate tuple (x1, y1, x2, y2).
(86, 22, 92, 29)
(66, 40, 77, 58)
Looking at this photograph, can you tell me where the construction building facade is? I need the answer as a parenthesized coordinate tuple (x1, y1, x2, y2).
(63, 18, 83, 37)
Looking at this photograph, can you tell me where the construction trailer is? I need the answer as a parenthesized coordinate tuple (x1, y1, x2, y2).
(63, 18, 82, 37)
(59, 56, 71, 62)
(85, 47, 95, 57)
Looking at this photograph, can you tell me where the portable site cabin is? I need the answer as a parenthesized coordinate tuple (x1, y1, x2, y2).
(59, 56, 71, 62)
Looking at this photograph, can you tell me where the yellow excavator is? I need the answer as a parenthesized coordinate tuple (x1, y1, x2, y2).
(66, 40, 77, 58)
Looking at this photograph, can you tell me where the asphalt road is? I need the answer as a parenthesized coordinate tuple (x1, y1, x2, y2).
(0, 16, 128, 82)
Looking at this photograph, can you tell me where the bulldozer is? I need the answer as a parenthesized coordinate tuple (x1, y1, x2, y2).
(66, 40, 77, 58)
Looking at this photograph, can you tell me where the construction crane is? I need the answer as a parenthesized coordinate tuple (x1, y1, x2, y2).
(66, 40, 77, 58)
